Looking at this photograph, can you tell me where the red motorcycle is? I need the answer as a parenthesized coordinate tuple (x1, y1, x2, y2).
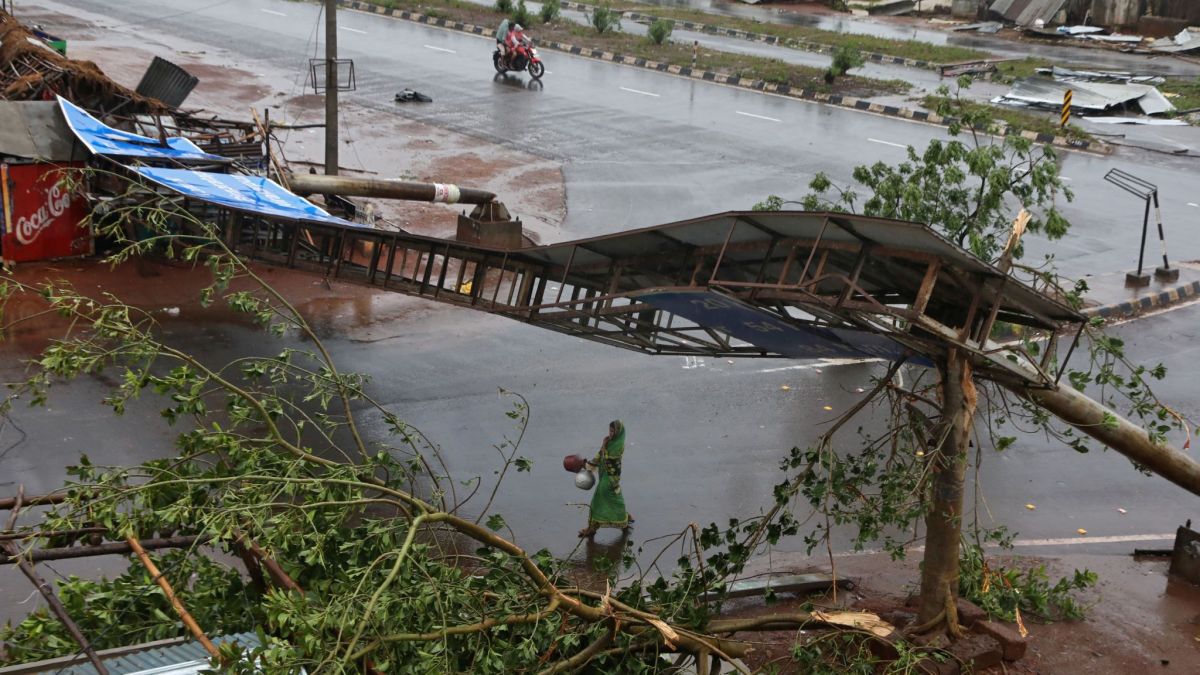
(493, 36, 545, 79)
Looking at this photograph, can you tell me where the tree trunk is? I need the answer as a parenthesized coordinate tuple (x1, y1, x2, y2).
(917, 349, 976, 625)
(1007, 381, 1200, 496)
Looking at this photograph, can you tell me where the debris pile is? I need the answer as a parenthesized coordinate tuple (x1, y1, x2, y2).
(0, 10, 162, 114)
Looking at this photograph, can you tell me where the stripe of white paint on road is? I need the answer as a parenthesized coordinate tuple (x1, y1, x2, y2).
(424, 45, 457, 54)
(1010, 533, 1175, 547)
(755, 357, 879, 374)
(867, 138, 906, 149)
(736, 111, 781, 122)
(1188, 203, 1199, 208)
(836, 533, 1176, 558)
(341, 26, 368, 34)
(619, 86, 660, 97)
(260, 8, 287, 16)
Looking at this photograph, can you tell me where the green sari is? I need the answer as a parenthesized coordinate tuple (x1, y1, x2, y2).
(588, 420, 630, 530)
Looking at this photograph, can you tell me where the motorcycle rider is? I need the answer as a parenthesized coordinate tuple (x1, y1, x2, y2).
(505, 23, 527, 68)
(495, 18, 510, 67)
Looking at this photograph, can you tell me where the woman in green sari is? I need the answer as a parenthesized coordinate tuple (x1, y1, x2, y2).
(580, 420, 633, 538)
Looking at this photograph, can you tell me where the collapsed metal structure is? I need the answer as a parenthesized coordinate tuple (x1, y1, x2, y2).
(223, 209, 1082, 388)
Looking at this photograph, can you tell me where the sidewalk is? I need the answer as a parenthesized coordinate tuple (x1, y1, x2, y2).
(734, 547, 1200, 673)
(1082, 261, 1200, 320)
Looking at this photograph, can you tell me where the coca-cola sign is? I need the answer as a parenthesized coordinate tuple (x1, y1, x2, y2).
(15, 182, 73, 245)
(2, 163, 91, 264)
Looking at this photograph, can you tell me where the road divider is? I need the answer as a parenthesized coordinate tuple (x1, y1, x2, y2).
(337, 0, 1107, 155)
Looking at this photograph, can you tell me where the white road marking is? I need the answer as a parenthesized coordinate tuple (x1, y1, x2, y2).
(1061, 176, 1073, 181)
(259, 8, 287, 16)
(1188, 202, 1199, 208)
(736, 110, 781, 122)
(340, 26, 368, 34)
(424, 44, 456, 54)
(836, 533, 1175, 558)
(681, 356, 707, 369)
(619, 86, 660, 97)
(756, 357, 879, 374)
(868, 137, 906, 149)
(1010, 533, 1175, 547)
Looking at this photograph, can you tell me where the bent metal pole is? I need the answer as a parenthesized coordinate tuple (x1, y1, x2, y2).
(287, 173, 497, 205)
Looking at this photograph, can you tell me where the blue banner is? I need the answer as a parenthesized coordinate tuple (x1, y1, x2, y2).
(636, 289, 921, 363)
(58, 96, 227, 162)
(133, 167, 355, 227)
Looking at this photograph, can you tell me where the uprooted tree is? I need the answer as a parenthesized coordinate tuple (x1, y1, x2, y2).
(754, 79, 1198, 632)
(0, 172, 973, 673)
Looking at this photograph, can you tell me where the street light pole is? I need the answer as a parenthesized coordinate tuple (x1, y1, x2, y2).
(324, 0, 338, 176)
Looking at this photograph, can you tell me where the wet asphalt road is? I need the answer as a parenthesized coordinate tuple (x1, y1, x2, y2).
(2, 0, 1198, 615)
(40, 0, 1200, 279)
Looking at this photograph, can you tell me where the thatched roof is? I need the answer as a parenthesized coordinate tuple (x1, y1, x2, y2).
(0, 10, 165, 114)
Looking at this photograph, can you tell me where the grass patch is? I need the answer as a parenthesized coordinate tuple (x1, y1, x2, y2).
(994, 57, 1051, 83)
(611, 2, 990, 64)
(1161, 77, 1200, 113)
(922, 94, 1094, 143)
(359, 0, 909, 97)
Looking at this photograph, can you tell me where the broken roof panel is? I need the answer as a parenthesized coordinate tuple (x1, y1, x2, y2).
(132, 166, 356, 228)
(0, 101, 87, 161)
(58, 96, 226, 163)
(1150, 29, 1200, 53)
(990, 0, 1068, 26)
(1002, 77, 1174, 115)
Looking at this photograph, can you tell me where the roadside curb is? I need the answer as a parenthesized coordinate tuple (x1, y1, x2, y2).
(339, 0, 1107, 154)
(1083, 278, 1200, 320)
(558, 0, 939, 71)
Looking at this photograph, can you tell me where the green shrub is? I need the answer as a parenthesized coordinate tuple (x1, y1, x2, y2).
(828, 44, 865, 79)
(589, 3, 621, 33)
(647, 18, 673, 45)
(539, 0, 560, 23)
(495, 0, 513, 14)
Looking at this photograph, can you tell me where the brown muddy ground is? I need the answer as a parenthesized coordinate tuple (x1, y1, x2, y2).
(727, 551, 1200, 673)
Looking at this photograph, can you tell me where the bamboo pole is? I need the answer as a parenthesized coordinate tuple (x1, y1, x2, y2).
(126, 534, 221, 659)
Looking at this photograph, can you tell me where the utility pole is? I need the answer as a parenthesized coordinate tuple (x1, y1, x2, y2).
(324, 0, 338, 176)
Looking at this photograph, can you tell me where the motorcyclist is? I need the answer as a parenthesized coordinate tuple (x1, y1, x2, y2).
(495, 18, 511, 66)
(505, 23, 527, 67)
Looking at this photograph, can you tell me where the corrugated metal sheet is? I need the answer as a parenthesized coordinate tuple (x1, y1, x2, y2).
(1002, 77, 1175, 115)
(134, 56, 199, 108)
(0, 101, 88, 161)
(990, 0, 1068, 25)
(7, 633, 259, 675)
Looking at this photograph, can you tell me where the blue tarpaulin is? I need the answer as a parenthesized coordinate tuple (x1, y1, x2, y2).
(57, 96, 227, 162)
(133, 167, 355, 227)
(636, 289, 922, 363)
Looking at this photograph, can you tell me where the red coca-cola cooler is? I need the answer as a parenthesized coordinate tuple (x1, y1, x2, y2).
(1, 162, 92, 265)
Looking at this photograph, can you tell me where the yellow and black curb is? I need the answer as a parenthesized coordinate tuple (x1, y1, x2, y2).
(1084, 279, 1200, 320)
(338, 0, 1106, 154)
